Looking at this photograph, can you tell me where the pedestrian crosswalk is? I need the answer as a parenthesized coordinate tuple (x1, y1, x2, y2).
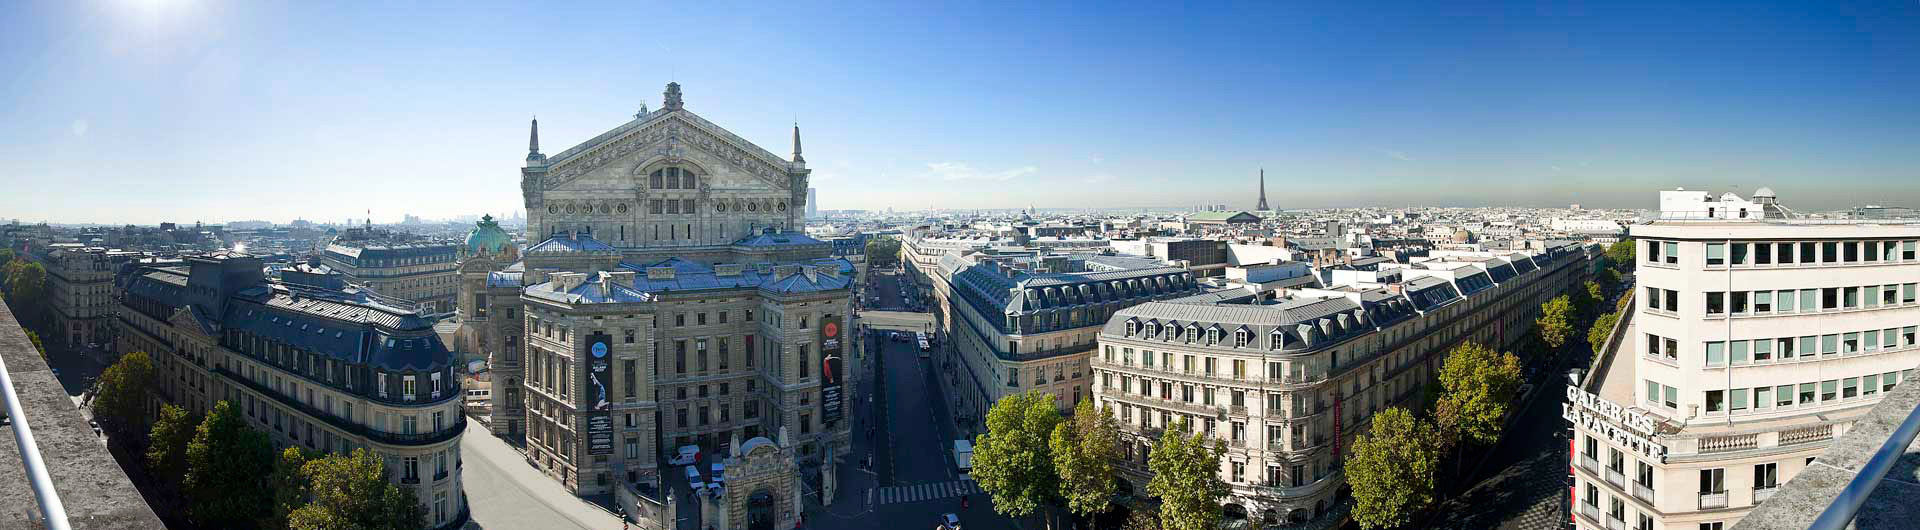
(875, 480, 982, 505)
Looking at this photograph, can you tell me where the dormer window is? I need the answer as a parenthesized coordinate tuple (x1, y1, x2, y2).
(1205, 327, 1221, 346)
(1270, 329, 1286, 350)
(1125, 319, 1139, 337)
(1145, 321, 1160, 337)
(1234, 327, 1251, 348)
(1186, 324, 1200, 344)
(403, 375, 416, 402)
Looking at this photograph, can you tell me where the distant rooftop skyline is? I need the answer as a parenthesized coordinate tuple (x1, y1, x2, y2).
(4, 2, 1919, 224)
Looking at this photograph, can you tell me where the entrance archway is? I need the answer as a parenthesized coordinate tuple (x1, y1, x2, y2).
(748, 489, 775, 530)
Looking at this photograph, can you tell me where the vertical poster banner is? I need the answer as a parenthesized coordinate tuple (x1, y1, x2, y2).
(819, 316, 845, 424)
(587, 332, 614, 455)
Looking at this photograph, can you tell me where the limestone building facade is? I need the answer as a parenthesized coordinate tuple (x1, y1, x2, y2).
(1092, 243, 1588, 526)
(457, 83, 851, 504)
(117, 254, 467, 528)
(44, 245, 139, 350)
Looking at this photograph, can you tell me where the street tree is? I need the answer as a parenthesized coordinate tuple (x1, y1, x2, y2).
(1536, 295, 1575, 349)
(865, 236, 903, 267)
(289, 448, 425, 530)
(1147, 417, 1229, 530)
(1346, 407, 1440, 529)
(269, 447, 318, 530)
(147, 404, 198, 480)
(972, 391, 1063, 522)
(1588, 312, 1621, 353)
(1436, 341, 1523, 446)
(93, 351, 156, 444)
(1605, 240, 1635, 270)
(186, 401, 276, 527)
(1050, 398, 1120, 519)
(1584, 281, 1605, 313)
(2, 259, 47, 325)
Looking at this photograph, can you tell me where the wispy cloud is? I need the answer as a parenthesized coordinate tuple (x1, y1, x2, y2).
(1090, 154, 1106, 164)
(1082, 173, 1116, 184)
(1374, 148, 1412, 162)
(923, 162, 1037, 181)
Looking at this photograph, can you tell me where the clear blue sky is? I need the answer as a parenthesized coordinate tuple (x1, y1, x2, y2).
(4, 1, 1919, 225)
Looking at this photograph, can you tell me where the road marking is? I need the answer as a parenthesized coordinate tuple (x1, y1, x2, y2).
(876, 480, 978, 505)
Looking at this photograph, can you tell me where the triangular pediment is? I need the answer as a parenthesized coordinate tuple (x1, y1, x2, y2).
(540, 110, 798, 191)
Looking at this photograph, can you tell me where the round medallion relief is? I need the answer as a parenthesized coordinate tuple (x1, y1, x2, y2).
(777, 201, 788, 212)
(547, 205, 557, 214)
(565, 204, 576, 214)
(617, 203, 629, 214)
(715, 202, 727, 213)
(748, 202, 758, 212)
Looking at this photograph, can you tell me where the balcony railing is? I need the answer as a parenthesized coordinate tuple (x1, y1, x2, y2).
(1579, 455, 1599, 474)
(1753, 486, 1777, 503)
(1605, 467, 1625, 489)
(1699, 491, 1728, 510)
(1632, 482, 1655, 503)
(1607, 515, 1626, 530)
(216, 366, 465, 447)
(1579, 502, 1602, 522)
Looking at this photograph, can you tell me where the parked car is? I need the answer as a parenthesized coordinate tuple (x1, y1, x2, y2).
(939, 513, 961, 530)
(684, 465, 706, 492)
(710, 462, 726, 487)
(669, 444, 701, 466)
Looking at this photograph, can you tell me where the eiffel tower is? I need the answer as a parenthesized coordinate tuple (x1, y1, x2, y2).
(1256, 168, 1270, 211)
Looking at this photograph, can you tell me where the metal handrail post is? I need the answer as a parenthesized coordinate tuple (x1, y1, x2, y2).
(1806, 392, 1920, 530)
(0, 354, 72, 530)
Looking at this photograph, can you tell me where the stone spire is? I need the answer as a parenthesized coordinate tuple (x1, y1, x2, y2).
(663, 82, 683, 110)
(791, 123, 805, 164)
(1256, 168, 1270, 211)
(526, 116, 545, 165)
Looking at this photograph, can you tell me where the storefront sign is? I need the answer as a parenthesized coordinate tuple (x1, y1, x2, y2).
(1562, 384, 1668, 459)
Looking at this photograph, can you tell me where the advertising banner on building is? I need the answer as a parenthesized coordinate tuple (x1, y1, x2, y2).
(588, 332, 612, 411)
(586, 331, 614, 455)
(819, 317, 845, 424)
(587, 412, 613, 456)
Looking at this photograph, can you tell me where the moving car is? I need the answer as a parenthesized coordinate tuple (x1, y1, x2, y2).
(669, 444, 701, 466)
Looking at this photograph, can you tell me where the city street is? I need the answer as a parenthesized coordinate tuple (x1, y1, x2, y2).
(459, 421, 622, 530)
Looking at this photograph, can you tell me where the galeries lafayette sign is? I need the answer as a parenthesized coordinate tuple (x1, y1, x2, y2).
(1563, 385, 1669, 459)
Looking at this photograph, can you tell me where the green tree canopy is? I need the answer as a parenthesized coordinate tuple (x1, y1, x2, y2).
(972, 391, 1063, 520)
(1147, 418, 1229, 530)
(1346, 407, 1440, 529)
(147, 404, 198, 480)
(1050, 398, 1120, 518)
(289, 448, 425, 530)
(0, 248, 15, 265)
(93, 351, 156, 444)
(2, 259, 47, 324)
(1436, 341, 1524, 446)
(865, 236, 902, 266)
(1588, 312, 1622, 353)
(1584, 281, 1605, 313)
(1536, 295, 1575, 349)
(186, 401, 276, 527)
(1605, 240, 1635, 269)
(269, 447, 319, 530)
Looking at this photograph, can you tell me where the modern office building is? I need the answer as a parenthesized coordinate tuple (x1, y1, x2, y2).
(1092, 243, 1588, 527)
(1569, 188, 1920, 530)
(117, 253, 466, 528)
(455, 83, 849, 518)
(320, 233, 461, 314)
(44, 245, 139, 350)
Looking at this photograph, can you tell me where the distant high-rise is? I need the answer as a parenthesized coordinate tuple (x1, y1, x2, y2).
(1256, 168, 1269, 211)
(808, 187, 818, 219)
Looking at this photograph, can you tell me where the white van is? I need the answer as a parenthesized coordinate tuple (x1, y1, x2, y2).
(684, 465, 706, 493)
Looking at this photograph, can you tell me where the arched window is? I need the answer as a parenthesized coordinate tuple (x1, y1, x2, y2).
(650, 170, 665, 189)
(651, 167, 698, 189)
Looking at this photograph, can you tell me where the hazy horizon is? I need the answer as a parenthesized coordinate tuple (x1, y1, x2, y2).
(5, 1, 1919, 225)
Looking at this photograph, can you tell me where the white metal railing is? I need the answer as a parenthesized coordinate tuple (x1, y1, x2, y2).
(1699, 491, 1728, 509)
(0, 354, 72, 530)
(1754, 486, 1777, 503)
(1633, 482, 1655, 503)
(1605, 468, 1625, 489)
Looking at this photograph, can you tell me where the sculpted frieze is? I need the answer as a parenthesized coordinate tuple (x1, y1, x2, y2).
(543, 115, 792, 192)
